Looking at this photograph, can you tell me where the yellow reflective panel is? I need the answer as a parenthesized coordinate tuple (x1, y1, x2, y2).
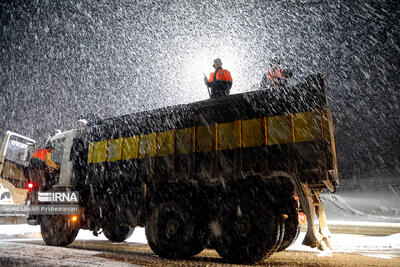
(107, 138, 122, 162)
(242, 118, 265, 148)
(321, 109, 330, 139)
(87, 142, 94, 163)
(156, 130, 174, 156)
(196, 125, 216, 152)
(267, 115, 293, 145)
(175, 128, 194, 155)
(92, 140, 107, 163)
(122, 136, 139, 160)
(293, 111, 322, 143)
(138, 133, 156, 158)
(218, 120, 241, 150)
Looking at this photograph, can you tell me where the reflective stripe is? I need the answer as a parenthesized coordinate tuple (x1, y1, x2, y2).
(107, 138, 123, 162)
(138, 133, 156, 158)
(87, 110, 326, 163)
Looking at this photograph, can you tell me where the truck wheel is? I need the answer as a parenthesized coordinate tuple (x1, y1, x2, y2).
(215, 200, 280, 264)
(145, 201, 205, 259)
(278, 223, 300, 251)
(277, 199, 300, 251)
(40, 215, 79, 246)
(103, 223, 134, 242)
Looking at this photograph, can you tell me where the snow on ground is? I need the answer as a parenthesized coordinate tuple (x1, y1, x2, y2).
(320, 189, 400, 223)
(0, 186, 399, 262)
(0, 225, 399, 260)
(0, 224, 147, 243)
(288, 232, 400, 259)
(0, 239, 137, 267)
(0, 224, 40, 239)
(74, 226, 148, 244)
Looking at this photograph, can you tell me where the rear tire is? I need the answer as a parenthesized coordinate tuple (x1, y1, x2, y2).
(215, 200, 280, 264)
(146, 201, 205, 259)
(40, 215, 79, 246)
(103, 223, 134, 242)
(277, 198, 300, 251)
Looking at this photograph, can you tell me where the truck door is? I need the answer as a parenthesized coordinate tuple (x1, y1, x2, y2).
(57, 131, 77, 187)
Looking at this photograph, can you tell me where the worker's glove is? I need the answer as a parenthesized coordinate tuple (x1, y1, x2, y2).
(204, 77, 208, 85)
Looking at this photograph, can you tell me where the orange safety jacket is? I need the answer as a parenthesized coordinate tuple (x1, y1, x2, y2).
(31, 148, 48, 161)
(31, 148, 59, 169)
(208, 68, 233, 83)
(267, 68, 285, 87)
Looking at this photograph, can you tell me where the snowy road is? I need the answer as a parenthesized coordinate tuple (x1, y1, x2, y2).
(0, 227, 399, 267)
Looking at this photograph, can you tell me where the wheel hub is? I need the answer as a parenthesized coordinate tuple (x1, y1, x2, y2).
(166, 219, 180, 236)
(234, 218, 250, 238)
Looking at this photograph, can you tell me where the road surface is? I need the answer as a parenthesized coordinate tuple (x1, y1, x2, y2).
(0, 230, 399, 267)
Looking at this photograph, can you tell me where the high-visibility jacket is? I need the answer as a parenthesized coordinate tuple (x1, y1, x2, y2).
(207, 68, 233, 98)
(267, 68, 285, 86)
(31, 148, 58, 169)
(32, 148, 48, 161)
(208, 68, 233, 84)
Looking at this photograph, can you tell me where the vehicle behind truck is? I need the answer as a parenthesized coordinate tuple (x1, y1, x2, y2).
(27, 74, 339, 264)
(0, 131, 36, 204)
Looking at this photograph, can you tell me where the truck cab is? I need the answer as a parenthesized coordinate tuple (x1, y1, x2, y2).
(26, 129, 78, 226)
(27, 129, 77, 198)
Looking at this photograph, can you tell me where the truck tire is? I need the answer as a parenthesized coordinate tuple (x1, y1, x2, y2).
(145, 201, 205, 259)
(277, 199, 300, 251)
(278, 224, 300, 251)
(40, 215, 79, 246)
(215, 200, 280, 264)
(103, 224, 134, 242)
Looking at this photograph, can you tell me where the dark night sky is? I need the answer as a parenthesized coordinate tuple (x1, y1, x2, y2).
(1, 0, 399, 179)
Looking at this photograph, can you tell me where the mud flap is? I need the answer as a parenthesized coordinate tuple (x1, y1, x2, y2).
(292, 177, 331, 250)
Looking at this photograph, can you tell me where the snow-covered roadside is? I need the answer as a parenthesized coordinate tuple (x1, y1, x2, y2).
(0, 224, 40, 239)
(288, 232, 400, 260)
(321, 192, 400, 223)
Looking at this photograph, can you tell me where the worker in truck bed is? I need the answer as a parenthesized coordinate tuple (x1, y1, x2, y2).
(260, 57, 293, 89)
(204, 58, 233, 99)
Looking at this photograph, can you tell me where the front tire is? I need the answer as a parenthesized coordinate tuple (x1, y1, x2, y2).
(40, 215, 79, 246)
(145, 201, 205, 259)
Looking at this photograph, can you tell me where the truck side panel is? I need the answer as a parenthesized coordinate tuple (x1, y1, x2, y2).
(84, 108, 333, 186)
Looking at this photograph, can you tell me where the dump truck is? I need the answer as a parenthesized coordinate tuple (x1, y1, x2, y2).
(0, 131, 36, 204)
(27, 74, 339, 264)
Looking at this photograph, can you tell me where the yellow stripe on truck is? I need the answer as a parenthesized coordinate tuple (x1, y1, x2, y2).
(217, 120, 241, 151)
(87, 109, 328, 163)
(121, 136, 139, 160)
(156, 130, 175, 157)
(196, 125, 216, 152)
(92, 140, 107, 164)
(241, 118, 265, 148)
(138, 133, 156, 159)
(267, 115, 293, 145)
(293, 111, 322, 143)
(107, 138, 122, 162)
(175, 128, 194, 155)
(87, 142, 94, 163)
